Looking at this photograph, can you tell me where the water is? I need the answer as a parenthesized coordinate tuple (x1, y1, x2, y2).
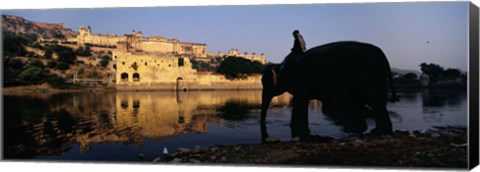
(2, 89, 467, 162)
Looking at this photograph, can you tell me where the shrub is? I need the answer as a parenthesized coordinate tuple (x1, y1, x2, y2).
(6, 59, 25, 70)
(191, 59, 216, 72)
(78, 68, 85, 74)
(3, 32, 28, 57)
(18, 66, 47, 84)
(30, 59, 45, 68)
(47, 76, 68, 89)
(99, 55, 111, 67)
(44, 50, 53, 59)
(47, 60, 57, 68)
(99, 58, 109, 67)
(57, 62, 70, 70)
(217, 56, 265, 79)
(57, 50, 76, 64)
(31, 43, 43, 49)
(89, 71, 101, 78)
(75, 46, 92, 56)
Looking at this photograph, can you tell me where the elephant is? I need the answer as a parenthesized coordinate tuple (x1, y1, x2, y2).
(260, 41, 398, 140)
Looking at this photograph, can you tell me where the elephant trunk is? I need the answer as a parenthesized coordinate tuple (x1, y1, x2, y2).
(261, 89, 273, 123)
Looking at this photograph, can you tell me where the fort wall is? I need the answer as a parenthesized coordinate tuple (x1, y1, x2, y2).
(114, 51, 262, 90)
(69, 26, 264, 90)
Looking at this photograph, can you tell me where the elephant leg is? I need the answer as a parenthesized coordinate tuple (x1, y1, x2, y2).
(343, 107, 368, 134)
(327, 103, 367, 134)
(291, 95, 310, 138)
(370, 104, 393, 135)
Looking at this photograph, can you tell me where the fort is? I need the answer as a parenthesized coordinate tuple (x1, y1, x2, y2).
(66, 26, 265, 90)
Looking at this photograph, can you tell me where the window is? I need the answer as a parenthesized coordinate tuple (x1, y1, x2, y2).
(133, 100, 140, 109)
(178, 58, 184, 67)
(145, 62, 147, 66)
(133, 73, 140, 82)
(122, 61, 125, 65)
(121, 100, 128, 109)
(121, 73, 128, 82)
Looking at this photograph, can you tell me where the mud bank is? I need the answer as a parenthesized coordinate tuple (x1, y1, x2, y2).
(154, 126, 468, 169)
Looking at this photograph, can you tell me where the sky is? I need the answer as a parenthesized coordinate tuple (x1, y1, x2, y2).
(1, 1, 470, 72)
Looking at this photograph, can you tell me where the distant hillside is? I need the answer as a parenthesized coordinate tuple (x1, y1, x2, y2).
(1, 14, 76, 39)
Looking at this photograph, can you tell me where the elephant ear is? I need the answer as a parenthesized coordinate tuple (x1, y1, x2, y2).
(262, 64, 281, 88)
(270, 67, 278, 87)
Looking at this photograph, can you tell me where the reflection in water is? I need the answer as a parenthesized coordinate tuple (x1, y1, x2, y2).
(3, 89, 467, 161)
(422, 89, 464, 107)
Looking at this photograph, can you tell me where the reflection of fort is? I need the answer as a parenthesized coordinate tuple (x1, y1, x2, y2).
(74, 91, 294, 151)
(4, 91, 294, 158)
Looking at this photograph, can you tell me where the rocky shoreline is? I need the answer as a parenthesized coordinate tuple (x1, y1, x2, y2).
(151, 126, 468, 169)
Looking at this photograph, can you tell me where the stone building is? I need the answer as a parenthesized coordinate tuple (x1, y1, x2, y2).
(113, 50, 197, 90)
(71, 26, 264, 90)
(72, 26, 207, 58)
(114, 49, 262, 90)
(217, 48, 267, 64)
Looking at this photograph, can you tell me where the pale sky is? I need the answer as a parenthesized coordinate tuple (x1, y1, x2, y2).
(1, 1, 470, 71)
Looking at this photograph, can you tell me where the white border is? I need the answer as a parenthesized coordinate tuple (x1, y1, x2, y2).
(0, 0, 477, 10)
(1, 0, 479, 172)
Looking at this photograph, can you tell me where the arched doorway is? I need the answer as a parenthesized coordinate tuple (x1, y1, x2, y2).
(176, 77, 187, 91)
(121, 73, 128, 82)
(133, 73, 140, 82)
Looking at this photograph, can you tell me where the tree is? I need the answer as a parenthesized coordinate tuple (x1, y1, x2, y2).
(99, 58, 110, 67)
(443, 68, 462, 80)
(76, 46, 92, 56)
(47, 60, 57, 68)
(402, 73, 418, 81)
(18, 66, 47, 84)
(57, 50, 76, 64)
(420, 63, 444, 83)
(217, 56, 265, 79)
(5, 59, 25, 70)
(191, 59, 216, 72)
(30, 59, 45, 69)
(3, 32, 28, 57)
(57, 62, 70, 70)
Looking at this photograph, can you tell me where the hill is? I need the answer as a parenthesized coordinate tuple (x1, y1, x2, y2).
(2, 14, 76, 39)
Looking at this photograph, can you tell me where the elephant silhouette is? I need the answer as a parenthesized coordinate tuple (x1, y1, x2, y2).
(260, 30, 398, 140)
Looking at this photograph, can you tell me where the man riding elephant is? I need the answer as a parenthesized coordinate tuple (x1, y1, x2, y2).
(261, 30, 399, 140)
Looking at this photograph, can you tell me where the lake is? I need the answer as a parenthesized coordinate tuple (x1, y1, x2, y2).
(2, 89, 467, 162)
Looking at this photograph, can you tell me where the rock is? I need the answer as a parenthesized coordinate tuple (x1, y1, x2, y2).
(178, 148, 191, 153)
(220, 156, 227, 162)
(163, 147, 169, 154)
(152, 157, 161, 163)
(190, 159, 201, 164)
(172, 158, 182, 163)
(265, 137, 280, 142)
(430, 133, 441, 138)
(208, 155, 217, 161)
(382, 135, 393, 139)
(408, 131, 416, 138)
(351, 139, 364, 146)
(138, 153, 145, 159)
(210, 147, 220, 152)
(292, 137, 300, 142)
(450, 143, 468, 148)
(193, 145, 204, 153)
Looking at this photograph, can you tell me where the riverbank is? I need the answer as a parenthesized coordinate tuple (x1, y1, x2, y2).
(2, 83, 116, 94)
(156, 126, 468, 169)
